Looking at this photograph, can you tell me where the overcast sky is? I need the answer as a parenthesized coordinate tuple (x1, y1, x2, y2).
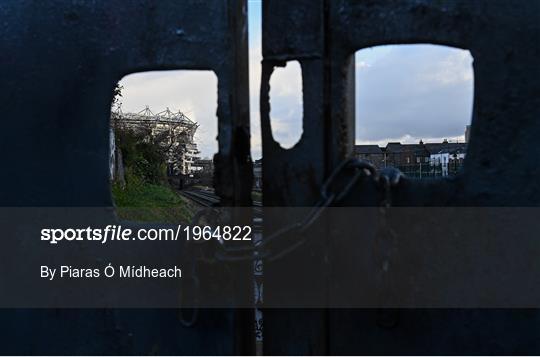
(118, 1, 473, 159)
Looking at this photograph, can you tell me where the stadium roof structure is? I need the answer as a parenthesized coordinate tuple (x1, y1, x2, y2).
(112, 106, 198, 130)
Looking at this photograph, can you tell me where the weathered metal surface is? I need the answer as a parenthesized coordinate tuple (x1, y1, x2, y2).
(262, 0, 540, 354)
(0, 0, 252, 354)
(2, 0, 539, 353)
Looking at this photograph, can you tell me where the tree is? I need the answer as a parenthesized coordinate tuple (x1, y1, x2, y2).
(112, 83, 123, 110)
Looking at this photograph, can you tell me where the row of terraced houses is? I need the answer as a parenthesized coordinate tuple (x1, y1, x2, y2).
(355, 138, 467, 178)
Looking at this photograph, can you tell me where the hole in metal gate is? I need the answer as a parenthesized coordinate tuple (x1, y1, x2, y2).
(109, 70, 218, 223)
(355, 44, 474, 178)
(269, 61, 303, 149)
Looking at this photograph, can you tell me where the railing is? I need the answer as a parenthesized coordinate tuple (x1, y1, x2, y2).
(394, 162, 464, 178)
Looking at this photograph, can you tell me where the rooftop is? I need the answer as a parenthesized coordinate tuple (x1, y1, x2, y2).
(355, 141, 467, 155)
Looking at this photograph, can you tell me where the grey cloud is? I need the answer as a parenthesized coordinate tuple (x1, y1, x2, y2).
(117, 44, 472, 160)
(119, 70, 218, 158)
(355, 45, 474, 144)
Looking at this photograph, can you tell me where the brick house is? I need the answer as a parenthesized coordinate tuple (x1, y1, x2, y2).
(384, 142, 431, 169)
(354, 145, 385, 168)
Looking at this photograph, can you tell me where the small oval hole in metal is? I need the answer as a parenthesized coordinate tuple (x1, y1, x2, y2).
(269, 61, 303, 149)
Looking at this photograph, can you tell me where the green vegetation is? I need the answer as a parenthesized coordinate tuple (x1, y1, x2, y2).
(116, 128, 168, 184)
(112, 173, 193, 223)
(111, 126, 193, 223)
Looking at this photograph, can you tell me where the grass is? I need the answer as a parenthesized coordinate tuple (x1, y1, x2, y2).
(112, 174, 193, 224)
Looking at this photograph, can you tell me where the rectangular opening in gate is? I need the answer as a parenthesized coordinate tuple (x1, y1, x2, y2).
(109, 70, 218, 223)
(355, 45, 474, 178)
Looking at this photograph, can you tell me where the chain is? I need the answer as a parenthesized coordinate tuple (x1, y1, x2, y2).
(214, 158, 382, 262)
(178, 158, 403, 323)
(374, 167, 402, 326)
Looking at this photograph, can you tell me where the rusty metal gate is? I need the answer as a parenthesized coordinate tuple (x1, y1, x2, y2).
(1, 0, 539, 355)
(261, 0, 540, 355)
(0, 0, 252, 354)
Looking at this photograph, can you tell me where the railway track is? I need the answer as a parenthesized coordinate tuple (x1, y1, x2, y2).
(180, 188, 262, 208)
(180, 189, 220, 207)
(180, 188, 263, 228)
